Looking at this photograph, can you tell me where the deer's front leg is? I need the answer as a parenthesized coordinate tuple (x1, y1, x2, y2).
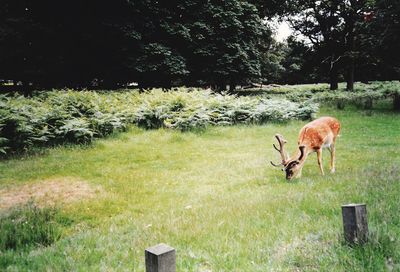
(317, 148, 324, 175)
(329, 144, 336, 173)
(296, 167, 303, 178)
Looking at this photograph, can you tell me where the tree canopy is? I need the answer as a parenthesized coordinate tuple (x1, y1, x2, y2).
(0, 0, 399, 92)
(283, 0, 400, 89)
(0, 0, 272, 91)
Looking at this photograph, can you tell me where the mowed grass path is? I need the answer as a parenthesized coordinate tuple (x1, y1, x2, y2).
(1, 107, 399, 271)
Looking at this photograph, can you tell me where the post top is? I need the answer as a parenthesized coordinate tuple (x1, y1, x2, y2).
(145, 243, 175, 255)
(341, 203, 366, 208)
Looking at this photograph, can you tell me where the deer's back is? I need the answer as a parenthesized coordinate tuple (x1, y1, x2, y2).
(298, 117, 341, 149)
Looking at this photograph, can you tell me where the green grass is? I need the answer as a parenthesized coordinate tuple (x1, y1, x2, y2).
(0, 106, 399, 271)
(0, 203, 64, 251)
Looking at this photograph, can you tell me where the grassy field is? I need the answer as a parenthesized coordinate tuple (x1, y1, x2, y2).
(1, 105, 399, 271)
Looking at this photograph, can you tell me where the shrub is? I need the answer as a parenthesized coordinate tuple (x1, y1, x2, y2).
(133, 90, 318, 129)
(241, 81, 400, 110)
(0, 89, 319, 156)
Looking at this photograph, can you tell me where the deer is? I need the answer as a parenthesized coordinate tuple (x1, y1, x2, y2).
(270, 117, 341, 180)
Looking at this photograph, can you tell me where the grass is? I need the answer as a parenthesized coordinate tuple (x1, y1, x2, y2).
(0, 203, 64, 251)
(0, 105, 399, 271)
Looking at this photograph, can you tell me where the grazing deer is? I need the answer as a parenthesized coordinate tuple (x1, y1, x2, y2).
(271, 117, 341, 180)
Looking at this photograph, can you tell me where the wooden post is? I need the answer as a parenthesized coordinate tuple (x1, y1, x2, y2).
(342, 204, 368, 244)
(145, 243, 176, 272)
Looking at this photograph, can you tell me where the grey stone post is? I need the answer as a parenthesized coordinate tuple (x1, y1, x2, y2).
(342, 203, 368, 244)
(145, 243, 176, 272)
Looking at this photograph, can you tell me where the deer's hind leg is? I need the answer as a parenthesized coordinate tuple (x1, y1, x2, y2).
(329, 143, 336, 173)
(316, 148, 324, 175)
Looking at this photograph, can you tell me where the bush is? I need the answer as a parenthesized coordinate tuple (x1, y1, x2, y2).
(240, 81, 400, 110)
(0, 89, 319, 156)
(0, 203, 63, 251)
(134, 90, 318, 130)
(261, 81, 400, 110)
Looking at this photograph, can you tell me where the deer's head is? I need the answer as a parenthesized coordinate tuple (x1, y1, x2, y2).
(270, 134, 306, 180)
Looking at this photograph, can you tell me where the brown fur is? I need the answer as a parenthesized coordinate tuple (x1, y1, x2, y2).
(272, 117, 341, 180)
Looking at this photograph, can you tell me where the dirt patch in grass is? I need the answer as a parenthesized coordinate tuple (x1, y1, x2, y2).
(0, 177, 102, 211)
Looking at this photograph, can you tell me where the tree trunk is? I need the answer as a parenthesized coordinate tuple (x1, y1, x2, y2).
(346, 60, 355, 91)
(329, 66, 338, 90)
(346, 38, 355, 91)
(228, 83, 236, 93)
(346, 9, 356, 91)
(22, 80, 32, 97)
(213, 82, 226, 93)
(394, 92, 400, 111)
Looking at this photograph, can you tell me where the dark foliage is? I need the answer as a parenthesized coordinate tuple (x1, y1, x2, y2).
(0, 0, 399, 91)
(0, 0, 271, 91)
(281, 0, 400, 89)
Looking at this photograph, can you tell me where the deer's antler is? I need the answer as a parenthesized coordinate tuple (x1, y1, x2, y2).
(270, 134, 289, 167)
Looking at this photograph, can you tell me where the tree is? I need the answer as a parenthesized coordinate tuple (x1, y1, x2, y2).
(259, 36, 326, 85)
(260, 39, 286, 83)
(286, 0, 373, 90)
(363, 0, 400, 81)
(248, 0, 289, 18)
(0, 0, 275, 91)
(0, 0, 145, 92)
(184, 0, 270, 90)
(131, 0, 190, 88)
(280, 37, 323, 84)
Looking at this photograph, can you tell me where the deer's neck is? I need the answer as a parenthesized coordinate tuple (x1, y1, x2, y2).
(291, 145, 310, 164)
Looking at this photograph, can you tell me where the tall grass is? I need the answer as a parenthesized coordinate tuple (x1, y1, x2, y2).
(0, 202, 63, 251)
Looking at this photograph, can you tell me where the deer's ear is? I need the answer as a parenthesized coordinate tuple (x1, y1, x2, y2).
(298, 145, 306, 161)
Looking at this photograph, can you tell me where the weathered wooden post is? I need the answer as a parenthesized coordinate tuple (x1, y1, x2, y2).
(341, 203, 368, 244)
(145, 243, 176, 272)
